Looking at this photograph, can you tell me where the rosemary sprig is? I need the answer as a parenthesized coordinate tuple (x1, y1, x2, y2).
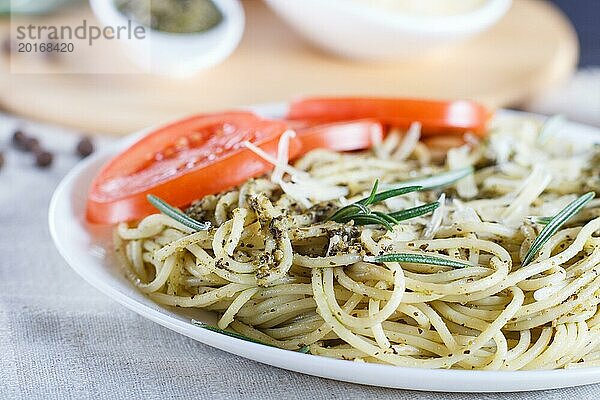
(325, 178, 444, 230)
(389, 202, 440, 221)
(362, 179, 379, 206)
(381, 166, 474, 191)
(192, 320, 310, 354)
(326, 180, 424, 230)
(328, 182, 422, 222)
(326, 203, 370, 223)
(366, 253, 473, 269)
(372, 211, 399, 225)
(147, 194, 210, 231)
(522, 192, 595, 266)
(357, 185, 423, 206)
(351, 213, 394, 230)
(326, 167, 467, 230)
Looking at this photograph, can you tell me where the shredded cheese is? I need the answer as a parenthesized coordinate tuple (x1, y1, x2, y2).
(393, 122, 421, 161)
(244, 132, 348, 208)
(423, 193, 446, 239)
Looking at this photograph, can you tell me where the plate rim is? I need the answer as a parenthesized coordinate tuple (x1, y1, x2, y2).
(49, 105, 600, 392)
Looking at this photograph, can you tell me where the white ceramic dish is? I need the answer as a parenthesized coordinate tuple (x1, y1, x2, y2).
(264, 0, 511, 60)
(90, 0, 245, 77)
(49, 104, 600, 392)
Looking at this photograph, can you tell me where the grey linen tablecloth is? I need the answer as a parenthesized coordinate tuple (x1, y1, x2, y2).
(1, 114, 599, 400)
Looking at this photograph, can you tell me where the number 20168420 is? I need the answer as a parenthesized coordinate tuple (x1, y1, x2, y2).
(17, 42, 74, 53)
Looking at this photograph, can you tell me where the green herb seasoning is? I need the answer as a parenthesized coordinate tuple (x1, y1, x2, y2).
(115, 0, 223, 34)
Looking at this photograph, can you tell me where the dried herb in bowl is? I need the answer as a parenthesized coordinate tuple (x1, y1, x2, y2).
(115, 0, 223, 34)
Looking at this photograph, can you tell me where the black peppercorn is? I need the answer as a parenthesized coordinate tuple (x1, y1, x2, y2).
(76, 137, 94, 158)
(2, 37, 11, 56)
(35, 150, 53, 168)
(12, 130, 27, 149)
(24, 137, 40, 152)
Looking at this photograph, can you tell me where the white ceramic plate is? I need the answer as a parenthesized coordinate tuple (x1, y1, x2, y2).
(49, 104, 600, 392)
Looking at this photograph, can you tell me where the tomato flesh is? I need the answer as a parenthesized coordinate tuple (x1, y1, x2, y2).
(86, 112, 300, 224)
(287, 97, 490, 137)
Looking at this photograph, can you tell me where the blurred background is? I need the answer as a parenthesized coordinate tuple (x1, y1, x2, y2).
(0, 0, 598, 136)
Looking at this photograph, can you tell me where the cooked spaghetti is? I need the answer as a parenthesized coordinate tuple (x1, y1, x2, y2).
(115, 115, 600, 370)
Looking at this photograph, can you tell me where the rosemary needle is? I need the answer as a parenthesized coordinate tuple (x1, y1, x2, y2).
(192, 320, 310, 353)
(147, 194, 210, 231)
(522, 192, 595, 266)
(367, 253, 473, 269)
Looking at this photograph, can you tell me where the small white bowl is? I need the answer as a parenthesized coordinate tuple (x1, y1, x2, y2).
(264, 0, 511, 60)
(90, 0, 245, 77)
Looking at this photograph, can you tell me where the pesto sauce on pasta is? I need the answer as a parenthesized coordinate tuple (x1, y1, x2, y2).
(115, 116, 600, 370)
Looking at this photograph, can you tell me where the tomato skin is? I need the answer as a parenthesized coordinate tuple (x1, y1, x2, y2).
(86, 113, 300, 224)
(294, 119, 383, 153)
(287, 97, 490, 137)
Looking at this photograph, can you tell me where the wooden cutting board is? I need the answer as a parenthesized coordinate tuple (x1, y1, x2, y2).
(0, 0, 578, 135)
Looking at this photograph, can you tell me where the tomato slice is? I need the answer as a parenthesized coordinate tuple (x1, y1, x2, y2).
(86, 112, 300, 224)
(287, 97, 491, 137)
(293, 119, 383, 153)
(87, 98, 488, 224)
